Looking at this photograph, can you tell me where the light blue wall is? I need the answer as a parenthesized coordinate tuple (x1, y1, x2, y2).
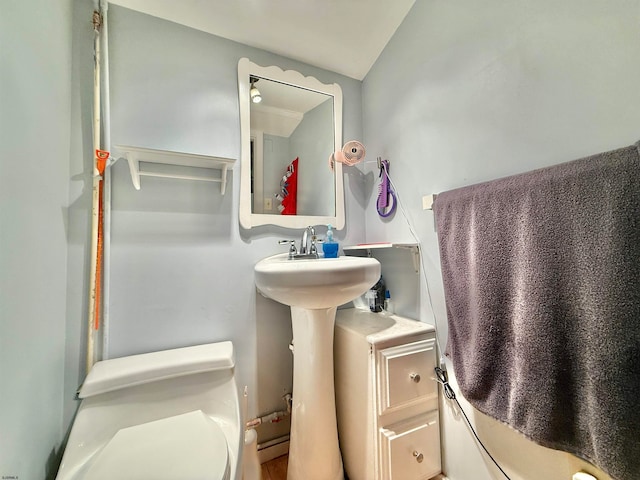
(363, 1, 640, 478)
(0, 0, 90, 478)
(106, 5, 365, 417)
(63, 0, 95, 434)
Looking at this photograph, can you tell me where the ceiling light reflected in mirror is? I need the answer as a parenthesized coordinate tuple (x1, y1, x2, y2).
(250, 77, 262, 103)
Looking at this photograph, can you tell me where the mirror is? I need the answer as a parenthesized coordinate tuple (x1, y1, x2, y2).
(238, 58, 344, 229)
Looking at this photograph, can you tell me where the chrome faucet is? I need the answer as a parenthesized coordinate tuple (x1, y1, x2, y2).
(279, 226, 319, 259)
(300, 225, 317, 256)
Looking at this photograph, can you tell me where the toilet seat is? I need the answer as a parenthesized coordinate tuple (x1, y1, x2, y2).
(84, 410, 230, 480)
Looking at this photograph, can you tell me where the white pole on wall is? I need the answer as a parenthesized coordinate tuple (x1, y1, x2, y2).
(100, 0, 112, 360)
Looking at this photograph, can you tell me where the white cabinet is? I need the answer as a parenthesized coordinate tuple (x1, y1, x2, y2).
(334, 308, 441, 480)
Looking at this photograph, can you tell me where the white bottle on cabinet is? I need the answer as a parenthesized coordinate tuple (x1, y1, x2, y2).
(334, 308, 441, 480)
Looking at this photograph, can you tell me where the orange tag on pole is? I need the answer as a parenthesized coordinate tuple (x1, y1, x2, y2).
(96, 149, 109, 175)
(93, 149, 109, 331)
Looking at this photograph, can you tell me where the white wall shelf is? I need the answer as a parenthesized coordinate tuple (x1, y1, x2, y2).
(115, 145, 236, 195)
(343, 243, 420, 274)
(343, 243, 418, 252)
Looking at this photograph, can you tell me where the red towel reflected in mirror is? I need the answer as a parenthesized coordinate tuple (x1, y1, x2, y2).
(280, 158, 298, 215)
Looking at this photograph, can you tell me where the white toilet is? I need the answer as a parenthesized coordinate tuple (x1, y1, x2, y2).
(56, 341, 243, 480)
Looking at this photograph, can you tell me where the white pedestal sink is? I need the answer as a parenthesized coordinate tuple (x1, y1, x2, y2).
(255, 253, 381, 480)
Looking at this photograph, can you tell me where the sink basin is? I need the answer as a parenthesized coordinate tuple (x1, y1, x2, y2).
(255, 253, 381, 309)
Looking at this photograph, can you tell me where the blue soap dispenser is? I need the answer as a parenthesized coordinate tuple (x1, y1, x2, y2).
(323, 224, 339, 258)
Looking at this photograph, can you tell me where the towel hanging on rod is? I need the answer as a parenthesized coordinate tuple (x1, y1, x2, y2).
(433, 140, 640, 480)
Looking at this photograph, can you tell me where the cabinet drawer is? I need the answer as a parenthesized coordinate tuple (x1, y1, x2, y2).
(380, 411, 440, 480)
(377, 338, 436, 414)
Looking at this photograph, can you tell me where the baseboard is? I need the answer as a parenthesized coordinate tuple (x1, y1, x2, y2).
(258, 439, 289, 464)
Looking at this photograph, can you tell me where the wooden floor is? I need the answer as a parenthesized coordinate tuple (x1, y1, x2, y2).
(261, 454, 288, 480)
(260, 454, 446, 480)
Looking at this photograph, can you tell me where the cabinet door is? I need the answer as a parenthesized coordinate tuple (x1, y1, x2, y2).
(379, 411, 440, 480)
(377, 338, 436, 414)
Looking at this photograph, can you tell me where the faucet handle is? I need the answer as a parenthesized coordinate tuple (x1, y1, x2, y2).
(278, 239, 298, 258)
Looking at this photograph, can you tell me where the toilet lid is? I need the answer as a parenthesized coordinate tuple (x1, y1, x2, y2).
(84, 410, 230, 480)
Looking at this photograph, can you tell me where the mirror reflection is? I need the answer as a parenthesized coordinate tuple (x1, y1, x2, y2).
(250, 77, 335, 216)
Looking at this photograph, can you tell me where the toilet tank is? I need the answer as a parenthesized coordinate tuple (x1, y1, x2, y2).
(80, 341, 235, 398)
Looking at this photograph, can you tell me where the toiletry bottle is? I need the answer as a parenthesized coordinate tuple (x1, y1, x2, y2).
(369, 276, 385, 312)
(384, 290, 394, 314)
(365, 290, 377, 311)
(323, 224, 339, 258)
(375, 277, 386, 312)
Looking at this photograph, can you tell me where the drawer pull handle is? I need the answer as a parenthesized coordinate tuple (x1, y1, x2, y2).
(410, 373, 421, 383)
(413, 451, 424, 463)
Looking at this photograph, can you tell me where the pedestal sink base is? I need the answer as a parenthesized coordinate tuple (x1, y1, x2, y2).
(253, 253, 381, 479)
(287, 306, 344, 480)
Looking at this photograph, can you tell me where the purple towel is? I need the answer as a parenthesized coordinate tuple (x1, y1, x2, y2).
(434, 142, 640, 480)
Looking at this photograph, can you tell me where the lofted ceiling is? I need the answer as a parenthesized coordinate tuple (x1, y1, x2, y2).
(107, 0, 416, 80)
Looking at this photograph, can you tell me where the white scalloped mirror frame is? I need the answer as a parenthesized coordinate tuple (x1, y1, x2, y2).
(238, 58, 344, 230)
